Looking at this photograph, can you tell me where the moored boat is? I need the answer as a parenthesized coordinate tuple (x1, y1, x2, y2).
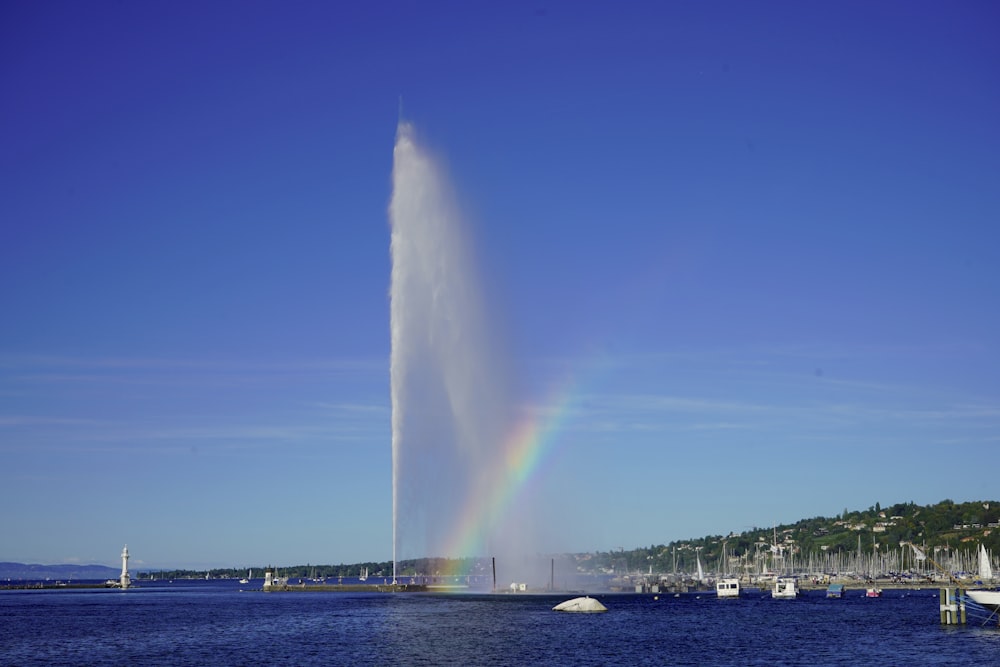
(977, 544, 994, 582)
(772, 577, 797, 599)
(826, 583, 845, 599)
(716, 578, 740, 599)
(966, 589, 1000, 612)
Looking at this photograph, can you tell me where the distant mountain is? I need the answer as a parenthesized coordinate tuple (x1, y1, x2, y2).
(0, 562, 120, 580)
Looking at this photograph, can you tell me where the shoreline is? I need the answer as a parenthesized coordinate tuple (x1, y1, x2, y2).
(2, 580, 988, 593)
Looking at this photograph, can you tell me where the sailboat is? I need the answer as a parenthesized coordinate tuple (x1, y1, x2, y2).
(359, 567, 368, 582)
(965, 544, 999, 611)
(239, 569, 251, 585)
(978, 544, 994, 582)
(865, 532, 882, 598)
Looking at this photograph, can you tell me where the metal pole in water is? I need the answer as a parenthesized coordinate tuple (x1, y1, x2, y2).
(492, 557, 496, 593)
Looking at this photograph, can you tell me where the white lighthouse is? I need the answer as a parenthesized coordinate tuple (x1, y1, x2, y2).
(120, 544, 131, 589)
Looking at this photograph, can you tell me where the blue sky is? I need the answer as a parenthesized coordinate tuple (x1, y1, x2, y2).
(2, 1, 998, 570)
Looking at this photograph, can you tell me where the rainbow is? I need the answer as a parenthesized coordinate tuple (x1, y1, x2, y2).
(438, 377, 580, 573)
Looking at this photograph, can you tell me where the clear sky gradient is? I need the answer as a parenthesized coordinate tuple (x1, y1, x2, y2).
(2, 1, 998, 569)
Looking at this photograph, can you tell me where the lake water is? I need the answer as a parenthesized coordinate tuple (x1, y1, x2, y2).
(2, 582, 998, 665)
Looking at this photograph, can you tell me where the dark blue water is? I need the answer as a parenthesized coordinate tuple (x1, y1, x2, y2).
(2, 583, 998, 666)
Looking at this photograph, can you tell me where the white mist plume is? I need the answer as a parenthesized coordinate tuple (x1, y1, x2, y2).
(389, 122, 517, 580)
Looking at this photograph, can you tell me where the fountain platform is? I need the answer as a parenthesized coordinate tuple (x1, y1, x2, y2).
(261, 583, 431, 593)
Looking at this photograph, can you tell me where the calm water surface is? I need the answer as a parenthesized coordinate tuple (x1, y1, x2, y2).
(2, 582, 998, 666)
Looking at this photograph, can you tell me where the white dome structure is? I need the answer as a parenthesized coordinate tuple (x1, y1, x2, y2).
(552, 596, 607, 613)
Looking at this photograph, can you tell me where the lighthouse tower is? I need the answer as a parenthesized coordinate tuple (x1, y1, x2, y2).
(120, 544, 131, 589)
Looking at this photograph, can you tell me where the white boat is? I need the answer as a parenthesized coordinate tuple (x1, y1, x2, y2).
(966, 589, 1000, 612)
(716, 578, 740, 598)
(772, 577, 798, 599)
(978, 544, 994, 582)
(239, 569, 251, 585)
(864, 531, 880, 597)
(359, 567, 368, 582)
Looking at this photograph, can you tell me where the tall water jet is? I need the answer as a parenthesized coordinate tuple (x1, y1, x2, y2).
(388, 122, 515, 582)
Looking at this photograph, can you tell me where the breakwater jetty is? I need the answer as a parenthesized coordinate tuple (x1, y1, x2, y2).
(261, 582, 431, 593)
(1, 582, 110, 591)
